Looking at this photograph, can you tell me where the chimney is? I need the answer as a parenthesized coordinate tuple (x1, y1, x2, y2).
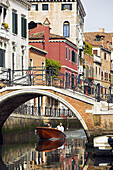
(99, 28, 105, 33)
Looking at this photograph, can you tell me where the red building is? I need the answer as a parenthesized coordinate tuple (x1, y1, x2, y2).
(29, 22, 78, 77)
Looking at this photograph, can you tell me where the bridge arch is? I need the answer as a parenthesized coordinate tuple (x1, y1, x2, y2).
(0, 88, 88, 131)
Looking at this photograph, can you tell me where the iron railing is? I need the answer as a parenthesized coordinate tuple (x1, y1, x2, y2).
(13, 104, 74, 118)
(0, 67, 112, 102)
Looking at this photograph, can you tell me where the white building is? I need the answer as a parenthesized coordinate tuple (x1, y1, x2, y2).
(0, 0, 29, 73)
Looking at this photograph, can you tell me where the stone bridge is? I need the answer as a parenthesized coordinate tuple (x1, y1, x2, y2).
(0, 86, 113, 142)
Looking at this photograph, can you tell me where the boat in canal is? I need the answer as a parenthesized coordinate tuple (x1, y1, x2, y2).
(36, 127, 66, 139)
(93, 135, 113, 155)
(36, 138, 65, 152)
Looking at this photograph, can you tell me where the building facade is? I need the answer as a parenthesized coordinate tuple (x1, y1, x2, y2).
(0, 0, 29, 73)
(27, 0, 85, 49)
(29, 23, 78, 77)
(84, 28, 113, 92)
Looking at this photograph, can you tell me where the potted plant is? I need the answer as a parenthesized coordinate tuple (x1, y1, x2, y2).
(88, 77, 94, 82)
(2, 23, 9, 29)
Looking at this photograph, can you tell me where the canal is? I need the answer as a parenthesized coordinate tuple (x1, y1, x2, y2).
(0, 129, 113, 170)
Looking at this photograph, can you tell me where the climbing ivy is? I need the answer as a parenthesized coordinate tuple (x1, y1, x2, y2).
(46, 58, 61, 77)
(84, 42, 93, 57)
(46, 58, 61, 71)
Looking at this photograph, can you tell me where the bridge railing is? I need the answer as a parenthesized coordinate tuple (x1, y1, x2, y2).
(13, 104, 74, 118)
(0, 67, 112, 102)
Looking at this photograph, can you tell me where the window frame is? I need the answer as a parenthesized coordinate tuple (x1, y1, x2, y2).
(21, 16, 27, 38)
(0, 49, 5, 67)
(63, 21, 70, 37)
(61, 4, 72, 10)
(12, 11, 18, 35)
(42, 4, 49, 11)
(31, 4, 38, 11)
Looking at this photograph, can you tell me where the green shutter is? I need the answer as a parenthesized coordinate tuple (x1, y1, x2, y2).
(66, 47, 67, 59)
(21, 17, 27, 38)
(12, 12, 17, 34)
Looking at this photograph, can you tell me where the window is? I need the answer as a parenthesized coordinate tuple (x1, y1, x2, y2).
(42, 4, 49, 11)
(72, 50, 75, 63)
(75, 52, 77, 64)
(61, 4, 72, 10)
(31, 4, 38, 11)
(69, 49, 71, 61)
(104, 52, 106, 60)
(96, 67, 97, 75)
(21, 17, 27, 38)
(66, 47, 67, 60)
(99, 68, 100, 75)
(12, 12, 18, 34)
(0, 6, 2, 13)
(101, 71, 103, 80)
(0, 49, 5, 67)
(93, 50, 97, 55)
(3, 8, 6, 22)
(109, 73, 111, 81)
(63, 21, 70, 37)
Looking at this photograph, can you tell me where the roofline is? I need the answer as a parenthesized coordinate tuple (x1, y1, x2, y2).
(29, 45, 48, 54)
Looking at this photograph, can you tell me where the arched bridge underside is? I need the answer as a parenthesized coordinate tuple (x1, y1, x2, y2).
(0, 86, 113, 141)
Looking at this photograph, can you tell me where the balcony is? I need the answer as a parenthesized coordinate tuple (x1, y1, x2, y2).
(93, 55, 101, 65)
(0, 23, 10, 40)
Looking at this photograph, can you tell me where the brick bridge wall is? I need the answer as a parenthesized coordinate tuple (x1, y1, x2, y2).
(1, 87, 113, 141)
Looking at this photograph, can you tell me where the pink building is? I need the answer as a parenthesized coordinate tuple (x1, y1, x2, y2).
(29, 23, 78, 77)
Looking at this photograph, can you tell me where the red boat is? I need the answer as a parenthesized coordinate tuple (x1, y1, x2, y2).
(36, 127, 66, 139)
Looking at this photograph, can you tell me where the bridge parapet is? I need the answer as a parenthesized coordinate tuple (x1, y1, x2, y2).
(0, 68, 112, 103)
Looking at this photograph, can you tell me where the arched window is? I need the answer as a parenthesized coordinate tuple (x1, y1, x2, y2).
(63, 21, 70, 37)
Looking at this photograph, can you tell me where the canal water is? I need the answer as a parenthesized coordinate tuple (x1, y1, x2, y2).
(0, 129, 113, 170)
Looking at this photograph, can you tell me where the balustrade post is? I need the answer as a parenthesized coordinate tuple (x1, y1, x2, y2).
(8, 68, 11, 86)
(97, 83, 100, 102)
(109, 86, 111, 103)
(50, 107, 52, 116)
(32, 105, 34, 115)
(38, 106, 41, 116)
(45, 107, 47, 116)
(48, 67, 51, 86)
(59, 108, 61, 117)
(54, 108, 56, 117)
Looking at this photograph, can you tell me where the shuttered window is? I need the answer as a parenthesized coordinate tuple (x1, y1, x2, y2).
(12, 12, 18, 34)
(72, 50, 75, 63)
(21, 17, 27, 38)
(0, 49, 5, 67)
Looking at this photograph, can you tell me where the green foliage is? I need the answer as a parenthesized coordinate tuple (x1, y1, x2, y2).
(84, 42, 93, 57)
(46, 58, 61, 71)
(46, 58, 61, 77)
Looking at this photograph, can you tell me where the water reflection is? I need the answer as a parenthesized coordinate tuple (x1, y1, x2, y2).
(0, 130, 88, 170)
(1, 130, 113, 169)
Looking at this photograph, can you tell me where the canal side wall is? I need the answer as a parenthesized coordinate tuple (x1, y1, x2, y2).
(3, 114, 44, 132)
(3, 114, 81, 133)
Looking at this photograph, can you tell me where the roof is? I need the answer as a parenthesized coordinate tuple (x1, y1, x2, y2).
(29, 45, 48, 54)
(84, 31, 113, 51)
(29, 31, 78, 50)
(29, 31, 66, 40)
